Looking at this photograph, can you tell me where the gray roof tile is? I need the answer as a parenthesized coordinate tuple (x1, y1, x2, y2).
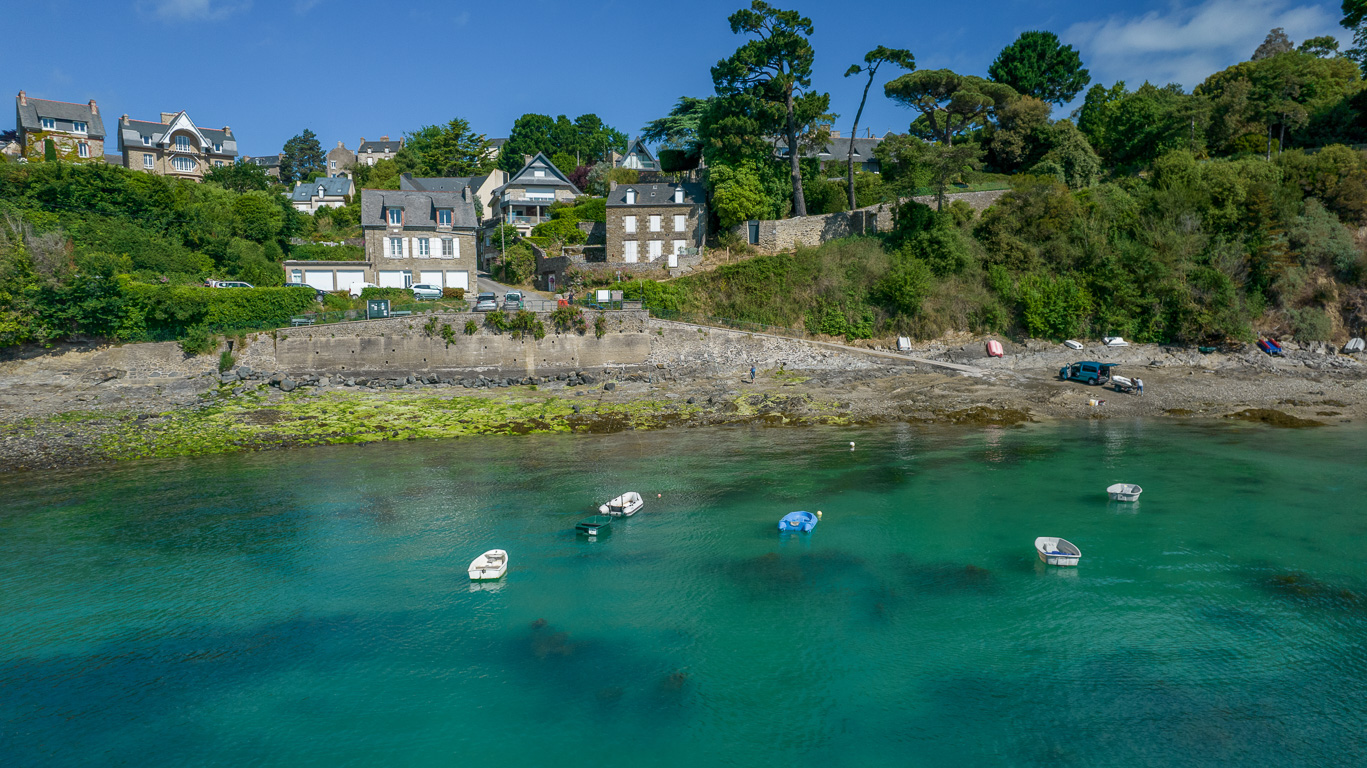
(361, 189, 478, 229)
(16, 96, 105, 138)
(606, 182, 704, 207)
(291, 176, 354, 201)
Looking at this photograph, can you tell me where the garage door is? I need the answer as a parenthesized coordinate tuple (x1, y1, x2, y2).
(335, 270, 366, 292)
(446, 271, 469, 290)
(420, 271, 445, 287)
(378, 271, 410, 288)
(304, 270, 335, 291)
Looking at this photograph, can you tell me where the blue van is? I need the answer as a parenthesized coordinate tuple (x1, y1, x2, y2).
(1059, 361, 1118, 385)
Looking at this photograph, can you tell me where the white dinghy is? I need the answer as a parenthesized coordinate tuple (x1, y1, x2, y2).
(1107, 483, 1143, 502)
(1103, 337, 1130, 347)
(600, 491, 644, 517)
(468, 549, 509, 581)
(1064, 340, 1084, 350)
(1035, 537, 1082, 567)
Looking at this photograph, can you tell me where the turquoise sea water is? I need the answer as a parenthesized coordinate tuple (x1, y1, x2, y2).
(2, 421, 1366, 766)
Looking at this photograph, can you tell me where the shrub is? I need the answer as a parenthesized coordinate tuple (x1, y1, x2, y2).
(289, 243, 365, 261)
(442, 287, 465, 300)
(485, 309, 509, 331)
(129, 284, 318, 336)
(359, 286, 414, 302)
(594, 315, 607, 339)
(550, 304, 584, 332)
(1288, 307, 1333, 341)
(464, 319, 478, 335)
(179, 324, 215, 355)
(218, 347, 235, 372)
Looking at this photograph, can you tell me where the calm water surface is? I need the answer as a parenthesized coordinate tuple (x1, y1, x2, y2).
(2, 421, 1366, 766)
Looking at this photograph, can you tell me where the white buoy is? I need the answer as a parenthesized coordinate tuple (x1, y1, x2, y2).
(816, 510, 823, 519)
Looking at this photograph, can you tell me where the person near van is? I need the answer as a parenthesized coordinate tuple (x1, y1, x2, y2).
(1136, 377, 1144, 396)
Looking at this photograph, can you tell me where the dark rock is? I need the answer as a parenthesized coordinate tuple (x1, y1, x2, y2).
(580, 373, 596, 384)
(686, 397, 696, 404)
(280, 378, 297, 392)
(604, 382, 616, 392)
(269, 374, 284, 385)
(572, 405, 581, 413)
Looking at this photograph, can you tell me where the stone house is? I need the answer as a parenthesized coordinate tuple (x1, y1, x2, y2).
(119, 111, 237, 181)
(14, 90, 105, 162)
(613, 138, 659, 172)
(605, 182, 705, 265)
(289, 176, 355, 213)
(400, 171, 506, 222)
(356, 136, 402, 167)
(243, 154, 281, 178)
(361, 186, 478, 291)
(486, 152, 581, 238)
(326, 141, 356, 178)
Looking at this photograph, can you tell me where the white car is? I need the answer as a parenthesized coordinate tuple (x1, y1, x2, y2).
(349, 281, 377, 298)
(411, 284, 444, 300)
(215, 281, 253, 289)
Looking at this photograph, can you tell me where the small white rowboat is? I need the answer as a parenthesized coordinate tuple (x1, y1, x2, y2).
(1107, 483, 1142, 502)
(600, 491, 644, 517)
(1035, 537, 1081, 567)
(469, 549, 509, 581)
(1064, 340, 1084, 350)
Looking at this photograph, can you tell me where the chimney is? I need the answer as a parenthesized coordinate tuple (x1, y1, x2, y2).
(359, 136, 365, 144)
(18, 90, 26, 106)
(830, 130, 840, 138)
(337, 141, 344, 148)
(88, 99, 98, 115)
(160, 112, 176, 124)
(610, 181, 618, 191)
(462, 186, 470, 201)
(523, 154, 533, 166)
(121, 113, 129, 123)
(380, 135, 389, 142)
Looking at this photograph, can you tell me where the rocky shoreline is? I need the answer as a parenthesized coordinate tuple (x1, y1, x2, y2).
(1, 335, 1364, 473)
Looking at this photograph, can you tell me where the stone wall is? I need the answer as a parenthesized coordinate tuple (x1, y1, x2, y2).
(732, 189, 1011, 254)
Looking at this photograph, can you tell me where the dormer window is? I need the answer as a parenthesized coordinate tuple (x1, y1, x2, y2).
(437, 209, 452, 226)
(213, 142, 222, 153)
(73, 121, 87, 134)
(142, 135, 151, 146)
(317, 185, 326, 198)
(533, 170, 545, 177)
(387, 208, 403, 225)
(674, 187, 684, 204)
(41, 118, 55, 130)
(625, 188, 636, 205)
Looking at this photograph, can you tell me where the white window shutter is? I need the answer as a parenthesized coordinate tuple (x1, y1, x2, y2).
(405, 238, 413, 258)
(454, 238, 461, 259)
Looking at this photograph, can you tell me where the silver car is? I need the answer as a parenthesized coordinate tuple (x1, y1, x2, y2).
(411, 283, 443, 300)
(474, 292, 498, 312)
(503, 291, 523, 310)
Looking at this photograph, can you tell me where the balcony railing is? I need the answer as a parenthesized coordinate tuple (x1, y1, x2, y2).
(506, 215, 550, 225)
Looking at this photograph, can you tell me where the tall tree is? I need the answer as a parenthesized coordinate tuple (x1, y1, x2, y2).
(1344, 0, 1367, 67)
(498, 113, 626, 173)
(1252, 28, 1294, 60)
(397, 118, 493, 177)
(279, 129, 325, 184)
(843, 46, 915, 209)
(712, 1, 829, 218)
(988, 31, 1091, 105)
(884, 70, 1018, 146)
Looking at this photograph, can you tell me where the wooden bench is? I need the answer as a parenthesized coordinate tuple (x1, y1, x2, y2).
(290, 317, 315, 326)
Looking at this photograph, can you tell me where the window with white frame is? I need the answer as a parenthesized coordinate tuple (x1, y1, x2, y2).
(73, 121, 87, 134)
(441, 238, 454, 258)
(367, 157, 375, 166)
(649, 215, 661, 232)
(387, 208, 402, 225)
(215, 160, 223, 167)
(417, 238, 430, 257)
(625, 189, 636, 205)
(213, 142, 221, 153)
(624, 215, 636, 234)
(172, 156, 196, 172)
(175, 135, 191, 151)
(143, 154, 154, 169)
(388, 237, 403, 257)
(624, 240, 638, 262)
(674, 187, 684, 204)
(437, 209, 452, 226)
(648, 240, 663, 260)
(673, 214, 686, 232)
(41, 118, 55, 130)
(142, 135, 151, 146)
(78, 143, 89, 158)
(533, 170, 545, 177)
(673, 240, 686, 255)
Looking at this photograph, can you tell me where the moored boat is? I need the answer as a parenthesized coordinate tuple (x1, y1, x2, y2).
(1064, 340, 1084, 350)
(1107, 483, 1142, 501)
(1035, 537, 1081, 566)
(599, 491, 644, 517)
(468, 549, 509, 581)
(778, 510, 819, 533)
(1103, 336, 1129, 347)
(576, 515, 614, 537)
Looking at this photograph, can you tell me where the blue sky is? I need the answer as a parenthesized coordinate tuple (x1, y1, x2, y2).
(5, 0, 1352, 158)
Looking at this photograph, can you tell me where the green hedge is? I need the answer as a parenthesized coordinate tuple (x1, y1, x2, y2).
(125, 281, 319, 336)
(359, 287, 414, 301)
(289, 243, 365, 261)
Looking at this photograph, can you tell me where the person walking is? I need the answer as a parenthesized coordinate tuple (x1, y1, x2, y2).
(1136, 377, 1144, 396)
(750, 365, 756, 382)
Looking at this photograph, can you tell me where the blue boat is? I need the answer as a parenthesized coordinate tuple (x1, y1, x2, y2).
(778, 510, 819, 533)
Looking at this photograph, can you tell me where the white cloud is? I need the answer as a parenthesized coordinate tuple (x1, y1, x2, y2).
(137, 0, 250, 22)
(1067, 0, 1347, 91)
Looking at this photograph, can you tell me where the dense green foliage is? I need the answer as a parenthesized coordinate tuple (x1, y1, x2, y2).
(987, 31, 1091, 105)
(498, 114, 627, 173)
(279, 129, 326, 184)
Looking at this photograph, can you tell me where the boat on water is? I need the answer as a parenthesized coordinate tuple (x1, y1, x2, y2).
(1107, 483, 1143, 501)
(599, 491, 644, 517)
(468, 549, 509, 581)
(778, 510, 820, 533)
(576, 515, 614, 537)
(1035, 537, 1082, 566)
(1064, 340, 1084, 350)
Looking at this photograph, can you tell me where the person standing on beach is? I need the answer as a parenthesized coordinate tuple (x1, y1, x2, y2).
(750, 365, 756, 382)
(1136, 377, 1144, 396)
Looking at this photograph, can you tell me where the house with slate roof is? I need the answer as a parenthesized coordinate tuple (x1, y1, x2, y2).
(605, 181, 706, 265)
(773, 131, 889, 173)
(289, 176, 355, 213)
(14, 91, 105, 162)
(118, 111, 237, 181)
(613, 138, 659, 172)
(326, 141, 356, 178)
(242, 154, 282, 178)
(487, 152, 581, 238)
(400, 171, 506, 222)
(356, 136, 402, 167)
(361, 186, 479, 291)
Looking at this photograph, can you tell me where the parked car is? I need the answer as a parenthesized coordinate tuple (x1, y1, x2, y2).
(284, 282, 327, 301)
(474, 292, 498, 312)
(1059, 361, 1118, 385)
(411, 283, 444, 301)
(503, 291, 523, 310)
(349, 281, 377, 298)
(215, 281, 253, 289)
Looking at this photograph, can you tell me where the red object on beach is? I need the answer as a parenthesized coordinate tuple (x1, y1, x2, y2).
(557, 299, 569, 308)
(986, 340, 1004, 358)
